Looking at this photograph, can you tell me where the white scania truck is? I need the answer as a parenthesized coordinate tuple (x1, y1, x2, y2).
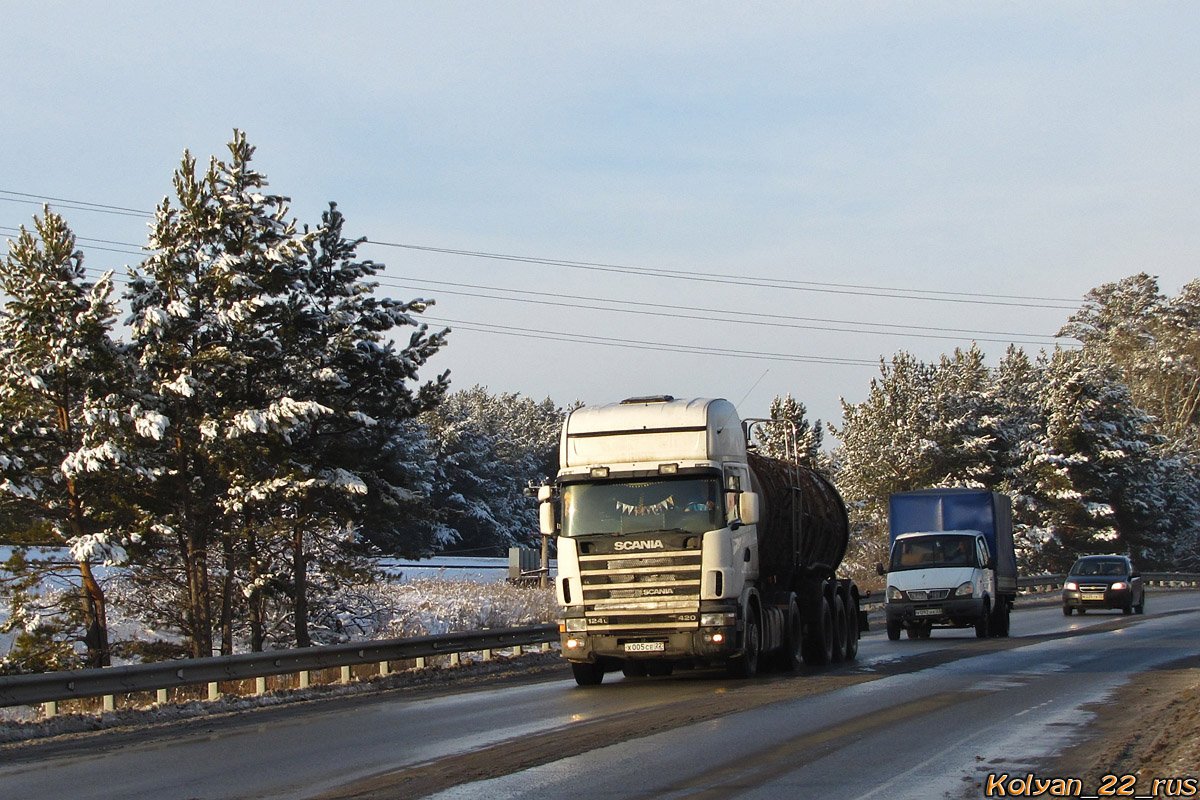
(536, 396, 865, 685)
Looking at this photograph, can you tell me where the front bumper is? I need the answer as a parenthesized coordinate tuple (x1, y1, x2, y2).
(1062, 587, 1133, 610)
(885, 597, 986, 626)
(560, 626, 737, 664)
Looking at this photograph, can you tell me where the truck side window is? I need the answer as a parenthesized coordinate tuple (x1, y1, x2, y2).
(723, 468, 744, 522)
(976, 538, 989, 568)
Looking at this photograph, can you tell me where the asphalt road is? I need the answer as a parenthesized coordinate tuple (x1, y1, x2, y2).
(2, 591, 1198, 800)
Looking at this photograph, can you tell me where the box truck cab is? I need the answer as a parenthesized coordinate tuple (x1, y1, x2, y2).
(881, 489, 1015, 640)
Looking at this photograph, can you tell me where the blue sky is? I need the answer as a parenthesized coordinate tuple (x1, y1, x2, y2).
(3, 2, 1197, 430)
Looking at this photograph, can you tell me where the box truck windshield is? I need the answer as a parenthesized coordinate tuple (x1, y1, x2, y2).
(889, 533, 978, 571)
(561, 476, 725, 537)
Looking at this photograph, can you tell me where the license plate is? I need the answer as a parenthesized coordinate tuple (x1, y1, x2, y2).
(1082, 593, 1105, 601)
(624, 641, 665, 653)
(915, 608, 940, 617)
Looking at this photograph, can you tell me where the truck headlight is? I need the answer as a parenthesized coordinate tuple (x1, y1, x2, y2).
(955, 581, 973, 597)
(564, 618, 587, 632)
(887, 586, 903, 602)
(701, 612, 736, 626)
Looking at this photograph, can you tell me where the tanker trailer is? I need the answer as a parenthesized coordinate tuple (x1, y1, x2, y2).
(538, 395, 865, 686)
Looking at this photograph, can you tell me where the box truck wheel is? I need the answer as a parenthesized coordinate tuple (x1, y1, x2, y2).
(887, 617, 902, 641)
(991, 602, 1011, 637)
(829, 594, 847, 663)
(572, 661, 605, 686)
(975, 600, 991, 638)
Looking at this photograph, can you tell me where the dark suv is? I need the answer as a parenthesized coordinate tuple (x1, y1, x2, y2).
(1062, 555, 1145, 615)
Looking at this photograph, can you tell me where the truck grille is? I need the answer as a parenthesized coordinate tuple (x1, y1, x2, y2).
(577, 549, 702, 632)
(906, 589, 950, 601)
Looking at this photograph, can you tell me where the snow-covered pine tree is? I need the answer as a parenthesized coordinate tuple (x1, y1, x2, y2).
(752, 393, 823, 470)
(255, 201, 449, 647)
(0, 208, 143, 668)
(1016, 349, 1168, 571)
(415, 387, 562, 556)
(124, 131, 310, 658)
(1060, 273, 1200, 448)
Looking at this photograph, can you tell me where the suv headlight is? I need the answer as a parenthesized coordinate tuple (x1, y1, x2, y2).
(887, 585, 903, 602)
(955, 581, 974, 597)
(1064, 581, 1078, 591)
(1111, 581, 1128, 591)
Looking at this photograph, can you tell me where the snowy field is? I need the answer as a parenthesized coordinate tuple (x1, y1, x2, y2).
(1, 550, 558, 666)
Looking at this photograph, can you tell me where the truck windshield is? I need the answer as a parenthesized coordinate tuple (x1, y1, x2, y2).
(561, 476, 724, 537)
(890, 534, 977, 571)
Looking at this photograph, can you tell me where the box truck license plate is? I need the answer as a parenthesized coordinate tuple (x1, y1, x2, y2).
(625, 642, 665, 653)
(914, 608, 940, 617)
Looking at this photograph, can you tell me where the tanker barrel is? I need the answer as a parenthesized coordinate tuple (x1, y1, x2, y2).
(747, 452, 850, 586)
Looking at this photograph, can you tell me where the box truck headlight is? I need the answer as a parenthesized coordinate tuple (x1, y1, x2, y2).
(955, 581, 974, 597)
(887, 586, 903, 602)
(564, 618, 587, 633)
(701, 612, 736, 627)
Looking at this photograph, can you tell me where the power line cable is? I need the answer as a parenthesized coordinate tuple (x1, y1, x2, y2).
(365, 239, 1082, 309)
(2, 188, 1081, 308)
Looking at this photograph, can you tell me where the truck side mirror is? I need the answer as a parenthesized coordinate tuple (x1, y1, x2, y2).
(738, 492, 760, 526)
(539, 502, 556, 536)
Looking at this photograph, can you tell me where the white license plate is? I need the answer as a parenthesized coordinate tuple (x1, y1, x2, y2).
(625, 641, 665, 653)
(914, 608, 940, 617)
(1082, 593, 1105, 601)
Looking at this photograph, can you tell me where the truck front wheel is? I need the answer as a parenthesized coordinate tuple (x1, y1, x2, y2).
(572, 661, 605, 686)
(728, 609, 761, 678)
(886, 617, 902, 641)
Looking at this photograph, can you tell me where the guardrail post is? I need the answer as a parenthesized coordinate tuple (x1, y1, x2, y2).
(157, 688, 168, 705)
(513, 645, 523, 656)
(44, 701, 57, 718)
(340, 665, 352, 684)
(449, 652, 460, 666)
(415, 657, 426, 669)
(103, 695, 115, 712)
(256, 676, 267, 695)
(208, 682, 220, 701)
(299, 670, 310, 689)
(482, 648, 492, 661)
(379, 661, 389, 676)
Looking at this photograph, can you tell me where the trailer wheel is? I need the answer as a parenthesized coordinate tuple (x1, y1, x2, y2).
(829, 594, 847, 663)
(777, 596, 804, 672)
(802, 595, 833, 666)
(572, 661, 605, 686)
(728, 607, 761, 678)
(843, 593, 860, 660)
(886, 617, 901, 641)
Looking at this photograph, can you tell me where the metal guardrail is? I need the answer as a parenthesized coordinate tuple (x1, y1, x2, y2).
(0, 624, 559, 712)
(1017, 572, 1200, 592)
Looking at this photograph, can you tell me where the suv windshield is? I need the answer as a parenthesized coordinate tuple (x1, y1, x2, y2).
(561, 476, 724, 537)
(890, 534, 977, 571)
(1069, 558, 1128, 577)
